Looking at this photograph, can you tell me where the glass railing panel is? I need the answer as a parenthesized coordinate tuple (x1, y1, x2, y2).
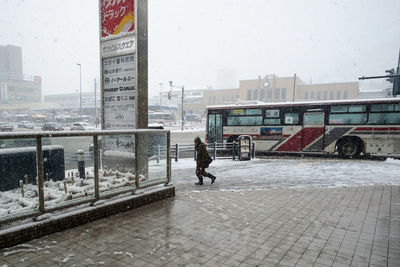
(99, 134, 136, 196)
(0, 129, 169, 222)
(141, 132, 168, 187)
(0, 138, 39, 220)
(43, 136, 95, 210)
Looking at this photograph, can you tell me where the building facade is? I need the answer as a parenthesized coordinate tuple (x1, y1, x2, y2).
(297, 82, 359, 101)
(240, 74, 359, 102)
(44, 92, 100, 110)
(151, 74, 360, 118)
(0, 45, 42, 105)
(203, 88, 240, 106)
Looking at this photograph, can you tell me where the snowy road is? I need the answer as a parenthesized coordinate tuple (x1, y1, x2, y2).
(172, 157, 400, 192)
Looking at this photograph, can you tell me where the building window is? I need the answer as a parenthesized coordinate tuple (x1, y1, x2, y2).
(323, 91, 328, 100)
(253, 89, 258, 100)
(267, 89, 272, 101)
(208, 96, 212, 104)
(317, 91, 321, 100)
(344, 90, 348, 99)
(336, 90, 341, 99)
(213, 96, 216, 104)
(304, 92, 309, 99)
(247, 89, 251, 100)
(281, 88, 287, 101)
(260, 89, 265, 101)
(330, 91, 334, 100)
(310, 92, 315, 100)
(274, 88, 280, 101)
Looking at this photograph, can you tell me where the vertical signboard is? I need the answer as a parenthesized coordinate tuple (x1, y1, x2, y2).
(99, 0, 148, 176)
(100, 0, 138, 130)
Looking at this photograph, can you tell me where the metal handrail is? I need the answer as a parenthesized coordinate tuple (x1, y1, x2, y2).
(171, 141, 255, 161)
(0, 129, 170, 139)
(0, 129, 171, 225)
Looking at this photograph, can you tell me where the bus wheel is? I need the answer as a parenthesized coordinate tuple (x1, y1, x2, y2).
(338, 138, 362, 158)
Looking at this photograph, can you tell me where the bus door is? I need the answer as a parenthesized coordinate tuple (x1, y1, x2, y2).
(208, 114, 223, 144)
(302, 111, 325, 151)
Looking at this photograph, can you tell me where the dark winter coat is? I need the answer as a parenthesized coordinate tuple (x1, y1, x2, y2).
(195, 142, 211, 168)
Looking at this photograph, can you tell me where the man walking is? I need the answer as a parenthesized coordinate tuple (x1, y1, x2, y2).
(194, 137, 216, 185)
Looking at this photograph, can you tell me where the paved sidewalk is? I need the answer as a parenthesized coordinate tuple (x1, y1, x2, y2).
(0, 185, 399, 266)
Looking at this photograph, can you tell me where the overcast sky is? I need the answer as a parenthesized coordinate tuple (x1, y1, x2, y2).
(0, 0, 399, 97)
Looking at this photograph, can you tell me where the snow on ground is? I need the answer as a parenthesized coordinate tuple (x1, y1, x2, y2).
(172, 156, 400, 192)
(1, 155, 399, 216)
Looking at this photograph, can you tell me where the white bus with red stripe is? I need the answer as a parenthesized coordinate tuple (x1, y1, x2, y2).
(206, 98, 400, 158)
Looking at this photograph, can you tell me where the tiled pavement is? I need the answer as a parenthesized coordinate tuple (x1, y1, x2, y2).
(0, 185, 399, 266)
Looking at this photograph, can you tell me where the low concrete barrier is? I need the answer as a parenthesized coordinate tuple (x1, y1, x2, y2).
(0, 186, 175, 249)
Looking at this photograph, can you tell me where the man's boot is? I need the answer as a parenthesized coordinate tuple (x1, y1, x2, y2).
(208, 174, 216, 184)
(195, 176, 203, 185)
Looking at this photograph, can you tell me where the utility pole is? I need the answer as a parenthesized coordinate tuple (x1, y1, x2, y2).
(169, 81, 185, 131)
(181, 86, 184, 130)
(76, 63, 82, 120)
(94, 78, 98, 128)
(396, 49, 400, 96)
(159, 82, 163, 112)
(293, 73, 296, 102)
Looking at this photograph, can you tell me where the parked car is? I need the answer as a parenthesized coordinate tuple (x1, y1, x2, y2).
(17, 121, 34, 129)
(185, 114, 202, 122)
(148, 123, 165, 129)
(70, 122, 94, 131)
(42, 122, 64, 131)
(0, 122, 13, 132)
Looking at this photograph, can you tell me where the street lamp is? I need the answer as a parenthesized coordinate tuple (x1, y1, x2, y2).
(169, 81, 185, 131)
(76, 63, 82, 120)
(159, 82, 163, 112)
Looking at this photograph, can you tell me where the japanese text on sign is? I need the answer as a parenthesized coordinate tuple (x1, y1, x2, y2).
(101, 0, 134, 39)
(101, 36, 135, 58)
(103, 54, 136, 129)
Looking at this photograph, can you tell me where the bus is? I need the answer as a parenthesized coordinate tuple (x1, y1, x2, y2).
(206, 98, 400, 158)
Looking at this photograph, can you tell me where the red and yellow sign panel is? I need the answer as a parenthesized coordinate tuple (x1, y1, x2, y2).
(101, 0, 135, 39)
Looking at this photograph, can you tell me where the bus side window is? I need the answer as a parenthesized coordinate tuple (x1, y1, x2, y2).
(368, 113, 400, 124)
(284, 113, 299, 125)
(265, 109, 281, 125)
(330, 113, 367, 125)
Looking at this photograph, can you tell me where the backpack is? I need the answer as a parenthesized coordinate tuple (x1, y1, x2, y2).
(206, 154, 213, 165)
